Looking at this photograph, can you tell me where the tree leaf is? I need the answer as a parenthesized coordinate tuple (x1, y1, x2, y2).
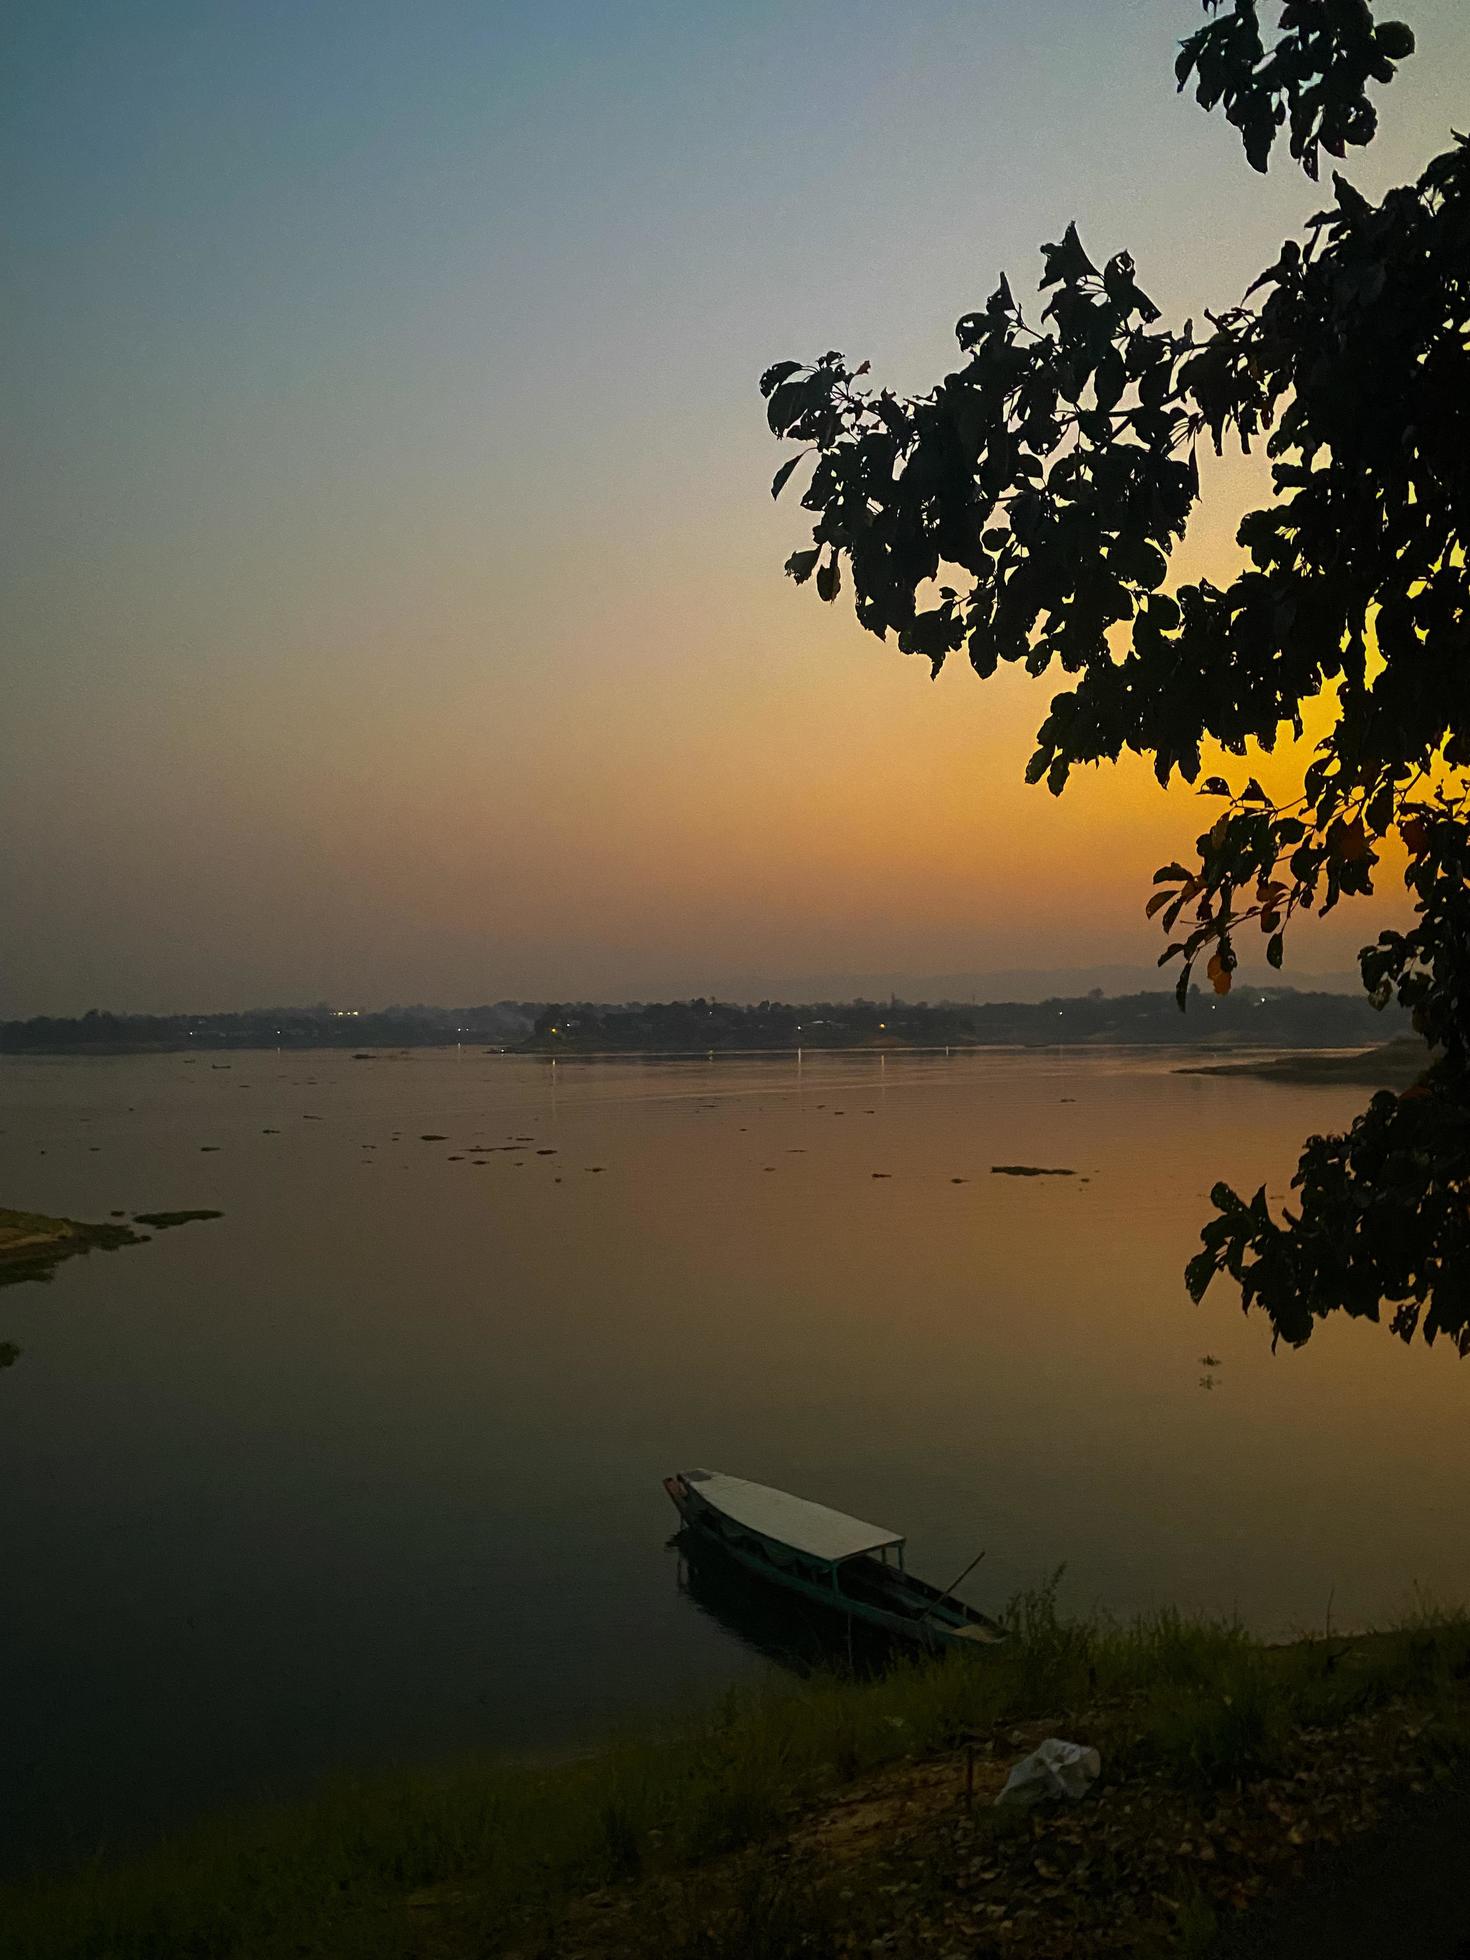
(1039, 220, 1099, 290)
(771, 454, 805, 500)
(1185, 1248, 1218, 1304)
(759, 360, 801, 400)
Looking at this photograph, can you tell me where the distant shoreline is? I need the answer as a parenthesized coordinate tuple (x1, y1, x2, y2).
(1, 988, 1407, 1059)
(0, 1036, 1412, 1063)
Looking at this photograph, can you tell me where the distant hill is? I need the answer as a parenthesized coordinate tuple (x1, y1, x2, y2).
(706, 965, 1365, 1005)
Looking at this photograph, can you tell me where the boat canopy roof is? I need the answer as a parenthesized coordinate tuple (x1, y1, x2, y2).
(682, 1470, 904, 1564)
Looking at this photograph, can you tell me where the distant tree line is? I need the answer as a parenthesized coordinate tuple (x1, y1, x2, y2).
(528, 990, 1402, 1052)
(0, 1003, 537, 1054)
(1, 990, 1403, 1056)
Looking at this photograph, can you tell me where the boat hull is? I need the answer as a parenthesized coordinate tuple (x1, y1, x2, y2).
(664, 1475, 1004, 1655)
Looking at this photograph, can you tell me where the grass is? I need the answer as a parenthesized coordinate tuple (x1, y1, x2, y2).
(7, 1586, 1470, 1960)
(0, 1205, 145, 1283)
(0, 1207, 75, 1246)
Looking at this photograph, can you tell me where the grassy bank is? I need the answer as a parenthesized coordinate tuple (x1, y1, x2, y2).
(8, 1588, 1470, 1959)
(5, 1591, 1466, 1960)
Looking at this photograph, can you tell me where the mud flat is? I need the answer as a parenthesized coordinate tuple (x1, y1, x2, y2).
(1175, 1035, 1431, 1088)
(0, 1205, 146, 1288)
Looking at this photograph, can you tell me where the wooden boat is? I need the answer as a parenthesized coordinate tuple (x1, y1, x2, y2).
(664, 1469, 1006, 1653)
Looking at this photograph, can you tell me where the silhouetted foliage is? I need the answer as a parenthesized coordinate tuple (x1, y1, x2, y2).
(765, 1, 1468, 1351)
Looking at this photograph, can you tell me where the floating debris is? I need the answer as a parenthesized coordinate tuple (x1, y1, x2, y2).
(991, 1164, 1075, 1178)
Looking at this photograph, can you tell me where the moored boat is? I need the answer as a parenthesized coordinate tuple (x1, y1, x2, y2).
(664, 1469, 1006, 1652)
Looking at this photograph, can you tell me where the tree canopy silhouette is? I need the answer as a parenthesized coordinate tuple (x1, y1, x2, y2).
(764, 0, 1468, 1353)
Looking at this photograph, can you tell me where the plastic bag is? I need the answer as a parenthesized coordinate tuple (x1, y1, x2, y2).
(993, 1737, 1100, 1807)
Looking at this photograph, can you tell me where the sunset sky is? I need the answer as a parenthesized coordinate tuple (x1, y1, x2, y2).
(5, 0, 1466, 1016)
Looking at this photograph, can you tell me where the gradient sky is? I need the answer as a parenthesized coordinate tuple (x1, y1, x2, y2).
(4, 1, 1466, 1015)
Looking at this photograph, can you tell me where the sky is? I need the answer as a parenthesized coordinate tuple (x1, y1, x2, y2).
(3, 1, 1466, 1016)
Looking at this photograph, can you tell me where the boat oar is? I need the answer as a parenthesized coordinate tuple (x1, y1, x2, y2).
(915, 1548, 986, 1626)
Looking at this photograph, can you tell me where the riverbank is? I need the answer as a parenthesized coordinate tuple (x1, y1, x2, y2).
(8, 1591, 1468, 1959)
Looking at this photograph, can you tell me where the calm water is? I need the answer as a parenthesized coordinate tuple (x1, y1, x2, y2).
(2, 1047, 1466, 1872)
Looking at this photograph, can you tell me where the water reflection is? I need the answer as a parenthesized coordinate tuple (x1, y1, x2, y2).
(672, 1530, 898, 1677)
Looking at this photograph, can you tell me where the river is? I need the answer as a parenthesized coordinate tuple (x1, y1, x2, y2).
(2, 1046, 1465, 1873)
